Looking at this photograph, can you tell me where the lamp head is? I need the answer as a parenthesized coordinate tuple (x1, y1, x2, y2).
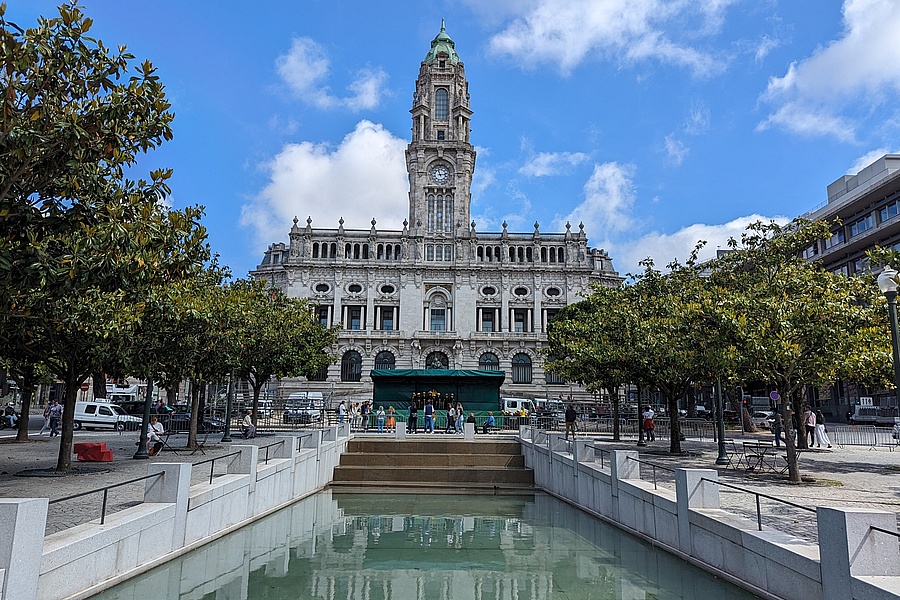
(878, 268, 900, 295)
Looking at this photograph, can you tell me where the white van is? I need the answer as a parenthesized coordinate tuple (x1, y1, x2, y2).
(74, 401, 142, 431)
(501, 398, 535, 415)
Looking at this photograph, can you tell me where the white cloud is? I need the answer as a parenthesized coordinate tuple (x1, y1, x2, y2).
(684, 101, 711, 135)
(275, 37, 388, 111)
(754, 34, 781, 62)
(847, 147, 898, 174)
(241, 120, 408, 246)
(486, 0, 735, 76)
(613, 214, 791, 276)
(519, 151, 590, 176)
(664, 135, 689, 166)
(759, 0, 900, 140)
(553, 162, 636, 240)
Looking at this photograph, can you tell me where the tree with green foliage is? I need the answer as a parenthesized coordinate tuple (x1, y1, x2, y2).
(710, 220, 891, 481)
(229, 279, 337, 426)
(0, 4, 208, 471)
(547, 285, 642, 441)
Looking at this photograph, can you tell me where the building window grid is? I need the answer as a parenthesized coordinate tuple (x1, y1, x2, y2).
(374, 351, 395, 370)
(435, 89, 449, 121)
(849, 214, 874, 238)
(479, 353, 500, 371)
(341, 351, 362, 382)
(512, 353, 532, 384)
(880, 201, 900, 224)
(430, 308, 446, 331)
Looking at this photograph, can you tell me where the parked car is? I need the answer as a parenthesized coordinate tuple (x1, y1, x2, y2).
(283, 392, 325, 424)
(74, 401, 142, 431)
(751, 411, 775, 429)
(165, 412, 226, 434)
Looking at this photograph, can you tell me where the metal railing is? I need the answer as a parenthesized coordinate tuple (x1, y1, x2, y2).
(48, 472, 163, 525)
(626, 456, 675, 490)
(258, 440, 285, 465)
(829, 425, 898, 449)
(193, 450, 242, 485)
(701, 477, 816, 531)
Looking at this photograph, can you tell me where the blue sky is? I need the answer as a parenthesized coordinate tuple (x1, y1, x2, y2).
(7, 1, 900, 278)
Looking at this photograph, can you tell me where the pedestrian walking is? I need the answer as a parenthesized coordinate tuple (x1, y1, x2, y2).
(423, 398, 435, 433)
(814, 409, 832, 448)
(407, 401, 418, 433)
(387, 406, 395, 432)
(773, 410, 785, 448)
(642, 406, 655, 442)
(564, 404, 577, 440)
(38, 403, 51, 435)
(446, 404, 456, 434)
(455, 402, 465, 434)
(376, 406, 386, 433)
(48, 400, 63, 437)
(803, 405, 816, 448)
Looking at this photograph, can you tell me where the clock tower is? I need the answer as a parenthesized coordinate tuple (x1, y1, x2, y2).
(406, 21, 475, 244)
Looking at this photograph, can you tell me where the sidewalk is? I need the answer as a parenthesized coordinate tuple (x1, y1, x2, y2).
(1, 427, 897, 541)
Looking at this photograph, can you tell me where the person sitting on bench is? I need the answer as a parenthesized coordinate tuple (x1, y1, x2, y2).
(482, 411, 495, 435)
(147, 416, 165, 456)
(242, 409, 256, 439)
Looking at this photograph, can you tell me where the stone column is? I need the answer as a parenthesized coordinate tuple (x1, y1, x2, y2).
(227, 444, 259, 495)
(0, 498, 47, 600)
(675, 468, 719, 555)
(145, 462, 192, 548)
(817, 507, 900, 600)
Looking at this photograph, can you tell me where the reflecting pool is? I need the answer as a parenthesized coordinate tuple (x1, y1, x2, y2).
(93, 491, 760, 599)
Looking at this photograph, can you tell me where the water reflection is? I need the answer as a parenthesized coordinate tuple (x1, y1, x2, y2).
(93, 492, 759, 600)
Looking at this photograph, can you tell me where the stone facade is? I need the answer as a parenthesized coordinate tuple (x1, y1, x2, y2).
(251, 24, 622, 401)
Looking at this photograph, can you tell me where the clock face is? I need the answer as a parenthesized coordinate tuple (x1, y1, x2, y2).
(431, 165, 450, 184)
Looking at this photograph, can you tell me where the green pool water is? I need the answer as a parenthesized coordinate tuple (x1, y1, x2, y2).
(92, 491, 760, 599)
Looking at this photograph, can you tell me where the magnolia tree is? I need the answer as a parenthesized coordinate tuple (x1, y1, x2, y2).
(0, 5, 209, 471)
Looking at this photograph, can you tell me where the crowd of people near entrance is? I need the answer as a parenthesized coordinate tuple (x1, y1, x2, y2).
(335, 392, 498, 435)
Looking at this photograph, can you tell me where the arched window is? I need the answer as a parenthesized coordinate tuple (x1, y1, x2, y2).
(425, 351, 448, 370)
(374, 351, 395, 370)
(340, 351, 362, 382)
(512, 353, 532, 384)
(312, 243, 320, 258)
(479, 353, 500, 371)
(545, 355, 565, 384)
(330, 243, 337, 258)
(435, 88, 449, 121)
(309, 364, 328, 382)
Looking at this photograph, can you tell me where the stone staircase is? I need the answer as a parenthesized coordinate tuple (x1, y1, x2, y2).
(330, 438, 534, 492)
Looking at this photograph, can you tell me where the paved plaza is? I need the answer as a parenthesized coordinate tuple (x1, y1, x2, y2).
(1, 422, 897, 541)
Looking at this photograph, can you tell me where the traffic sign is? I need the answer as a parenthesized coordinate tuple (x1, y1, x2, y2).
(769, 391, 780, 401)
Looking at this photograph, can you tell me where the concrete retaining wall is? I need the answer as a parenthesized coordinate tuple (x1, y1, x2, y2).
(520, 429, 900, 600)
(0, 428, 348, 600)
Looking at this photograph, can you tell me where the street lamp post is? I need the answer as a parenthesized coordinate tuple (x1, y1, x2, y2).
(714, 377, 727, 464)
(877, 268, 900, 408)
(222, 369, 235, 442)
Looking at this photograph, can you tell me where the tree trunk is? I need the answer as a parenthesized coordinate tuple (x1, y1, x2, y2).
(780, 399, 801, 483)
(609, 387, 620, 442)
(15, 372, 36, 442)
(187, 381, 200, 449)
(56, 367, 89, 472)
(92, 371, 106, 400)
(166, 383, 178, 407)
(667, 390, 682, 454)
(251, 378, 263, 426)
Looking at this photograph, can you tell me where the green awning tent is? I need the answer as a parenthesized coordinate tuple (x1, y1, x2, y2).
(370, 369, 505, 411)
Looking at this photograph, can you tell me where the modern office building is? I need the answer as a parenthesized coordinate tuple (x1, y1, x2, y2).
(801, 154, 900, 421)
(801, 154, 900, 276)
(251, 24, 622, 402)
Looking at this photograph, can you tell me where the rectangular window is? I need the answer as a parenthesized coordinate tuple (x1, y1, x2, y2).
(426, 245, 434, 261)
(380, 307, 394, 331)
(849, 214, 874, 237)
(802, 244, 819, 260)
(481, 309, 495, 332)
(437, 130, 445, 140)
(317, 306, 330, 328)
(444, 245, 452, 260)
(430, 308, 446, 331)
(513, 309, 527, 333)
(880, 201, 900, 223)
(824, 228, 845, 249)
(348, 307, 362, 330)
(852, 257, 869, 275)
(435, 245, 443, 261)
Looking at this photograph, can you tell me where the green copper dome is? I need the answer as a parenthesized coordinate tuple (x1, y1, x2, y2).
(424, 19, 460, 64)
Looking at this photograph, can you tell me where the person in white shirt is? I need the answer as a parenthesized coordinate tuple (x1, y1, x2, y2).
(642, 407, 655, 442)
(242, 410, 256, 439)
(147, 416, 165, 456)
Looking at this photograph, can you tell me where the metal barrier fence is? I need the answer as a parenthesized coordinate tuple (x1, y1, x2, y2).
(828, 424, 898, 450)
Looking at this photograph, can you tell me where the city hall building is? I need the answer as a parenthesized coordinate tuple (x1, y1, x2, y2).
(251, 24, 622, 402)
